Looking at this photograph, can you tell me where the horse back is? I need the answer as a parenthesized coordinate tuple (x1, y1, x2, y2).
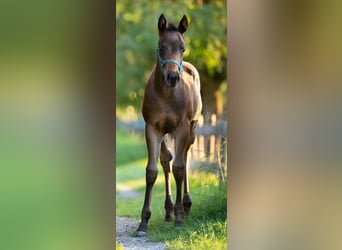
(182, 61, 202, 120)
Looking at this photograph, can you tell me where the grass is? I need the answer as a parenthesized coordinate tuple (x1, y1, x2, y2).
(116, 128, 146, 166)
(148, 174, 227, 249)
(165, 220, 227, 250)
(116, 128, 227, 249)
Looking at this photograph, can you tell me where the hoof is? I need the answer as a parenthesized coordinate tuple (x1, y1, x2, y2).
(175, 220, 182, 226)
(135, 230, 146, 237)
(164, 215, 172, 222)
(174, 204, 183, 225)
(183, 194, 192, 214)
(175, 215, 183, 225)
(184, 205, 191, 214)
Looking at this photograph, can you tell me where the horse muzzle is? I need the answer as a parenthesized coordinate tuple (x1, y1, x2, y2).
(165, 71, 180, 87)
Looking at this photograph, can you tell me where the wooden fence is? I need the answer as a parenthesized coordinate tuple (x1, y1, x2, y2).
(192, 114, 227, 182)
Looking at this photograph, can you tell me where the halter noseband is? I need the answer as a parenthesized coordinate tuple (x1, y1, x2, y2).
(157, 48, 184, 74)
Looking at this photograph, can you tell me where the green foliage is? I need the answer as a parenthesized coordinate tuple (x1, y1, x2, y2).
(116, 0, 227, 111)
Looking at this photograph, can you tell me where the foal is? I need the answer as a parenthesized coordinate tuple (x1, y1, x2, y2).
(136, 14, 202, 237)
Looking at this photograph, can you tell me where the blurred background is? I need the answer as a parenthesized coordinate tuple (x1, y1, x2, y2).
(0, 0, 114, 249)
(2, 0, 342, 249)
(229, 0, 342, 249)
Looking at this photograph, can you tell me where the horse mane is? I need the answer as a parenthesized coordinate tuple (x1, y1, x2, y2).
(165, 23, 178, 32)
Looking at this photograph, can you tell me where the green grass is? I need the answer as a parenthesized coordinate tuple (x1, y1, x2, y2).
(116, 129, 227, 249)
(165, 220, 227, 250)
(147, 175, 227, 250)
(116, 128, 147, 166)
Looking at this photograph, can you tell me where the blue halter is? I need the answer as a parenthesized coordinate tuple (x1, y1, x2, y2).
(157, 48, 184, 74)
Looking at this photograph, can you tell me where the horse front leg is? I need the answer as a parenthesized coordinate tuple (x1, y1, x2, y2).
(160, 139, 174, 222)
(136, 124, 161, 237)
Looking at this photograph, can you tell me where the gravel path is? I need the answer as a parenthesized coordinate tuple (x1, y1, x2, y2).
(117, 184, 142, 199)
(116, 216, 166, 250)
(116, 182, 166, 249)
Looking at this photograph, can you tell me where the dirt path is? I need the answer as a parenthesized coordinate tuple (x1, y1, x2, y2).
(116, 216, 166, 250)
(117, 184, 142, 199)
(116, 181, 166, 249)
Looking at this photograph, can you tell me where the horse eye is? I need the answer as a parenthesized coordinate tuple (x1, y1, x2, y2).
(159, 46, 166, 54)
(180, 47, 185, 53)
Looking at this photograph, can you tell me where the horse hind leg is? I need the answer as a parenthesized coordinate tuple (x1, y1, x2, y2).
(160, 139, 174, 222)
(183, 151, 192, 214)
(173, 126, 192, 225)
(183, 120, 197, 214)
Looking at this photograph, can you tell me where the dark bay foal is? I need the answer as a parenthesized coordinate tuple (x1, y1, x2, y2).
(136, 14, 202, 237)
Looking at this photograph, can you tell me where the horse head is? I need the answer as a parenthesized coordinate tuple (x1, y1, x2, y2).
(157, 14, 188, 87)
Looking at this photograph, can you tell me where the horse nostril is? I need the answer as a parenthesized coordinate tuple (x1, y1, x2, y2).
(166, 72, 180, 86)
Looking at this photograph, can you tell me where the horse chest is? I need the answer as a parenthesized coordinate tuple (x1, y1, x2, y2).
(154, 111, 181, 134)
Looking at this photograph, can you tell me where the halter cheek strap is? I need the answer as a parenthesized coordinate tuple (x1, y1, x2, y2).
(157, 48, 184, 74)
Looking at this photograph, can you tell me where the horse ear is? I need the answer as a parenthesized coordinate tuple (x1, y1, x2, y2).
(178, 15, 188, 34)
(158, 14, 167, 32)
